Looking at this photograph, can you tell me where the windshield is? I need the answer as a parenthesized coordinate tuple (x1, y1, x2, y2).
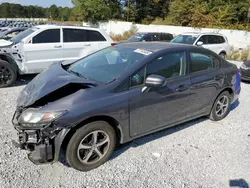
(171, 35, 199, 45)
(11, 28, 37, 43)
(68, 46, 151, 83)
(128, 33, 145, 42)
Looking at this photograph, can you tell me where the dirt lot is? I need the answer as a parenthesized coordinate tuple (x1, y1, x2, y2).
(0, 77, 249, 188)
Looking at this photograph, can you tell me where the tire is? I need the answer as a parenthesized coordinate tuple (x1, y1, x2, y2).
(219, 52, 226, 59)
(66, 121, 116, 171)
(0, 60, 17, 88)
(209, 91, 231, 121)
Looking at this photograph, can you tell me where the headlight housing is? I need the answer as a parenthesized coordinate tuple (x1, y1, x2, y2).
(18, 108, 66, 126)
(241, 64, 250, 70)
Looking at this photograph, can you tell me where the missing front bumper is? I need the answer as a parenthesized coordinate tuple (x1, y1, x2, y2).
(28, 144, 53, 165)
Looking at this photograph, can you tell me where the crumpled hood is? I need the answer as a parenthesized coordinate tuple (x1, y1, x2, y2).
(0, 39, 13, 46)
(17, 62, 97, 108)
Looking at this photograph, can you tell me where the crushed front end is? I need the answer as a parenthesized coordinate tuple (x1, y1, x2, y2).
(12, 107, 68, 164)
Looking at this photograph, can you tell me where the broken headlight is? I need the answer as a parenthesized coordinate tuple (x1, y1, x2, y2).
(18, 108, 66, 125)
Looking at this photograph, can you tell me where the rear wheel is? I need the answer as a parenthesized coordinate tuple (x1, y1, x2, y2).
(0, 60, 17, 88)
(209, 91, 231, 121)
(66, 121, 116, 171)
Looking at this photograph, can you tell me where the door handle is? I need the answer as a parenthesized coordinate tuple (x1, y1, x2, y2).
(54, 45, 62, 48)
(84, 43, 91, 46)
(176, 85, 189, 92)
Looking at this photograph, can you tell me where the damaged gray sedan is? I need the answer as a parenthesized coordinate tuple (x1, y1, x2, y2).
(12, 43, 240, 171)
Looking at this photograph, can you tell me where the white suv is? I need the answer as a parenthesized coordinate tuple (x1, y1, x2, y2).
(0, 25, 114, 87)
(171, 33, 231, 59)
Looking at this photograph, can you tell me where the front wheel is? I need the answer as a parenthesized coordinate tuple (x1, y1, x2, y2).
(0, 60, 17, 88)
(209, 91, 231, 121)
(66, 121, 116, 171)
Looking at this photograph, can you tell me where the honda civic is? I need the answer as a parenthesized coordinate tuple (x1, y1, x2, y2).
(12, 42, 241, 171)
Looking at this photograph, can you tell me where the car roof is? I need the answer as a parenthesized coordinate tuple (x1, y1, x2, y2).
(117, 42, 200, 52)
(35, 25, 102, 31)
(181, 32, 225, 37)
(137, 32, 172, 35)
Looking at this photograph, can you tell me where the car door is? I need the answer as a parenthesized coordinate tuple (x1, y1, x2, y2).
(23, 28, 63, 73)
(188, 50, 222, 117)
(62, 28, 89, 63)
(202, 35, 221, 54)
(63, 28, 109, 63)
(129, 51, 191, 137)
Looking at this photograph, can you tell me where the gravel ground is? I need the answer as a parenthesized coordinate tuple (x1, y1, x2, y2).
(0, 77, 249, 188)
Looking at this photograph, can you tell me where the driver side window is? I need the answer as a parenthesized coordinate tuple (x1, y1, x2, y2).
(146, 52, 186, 80)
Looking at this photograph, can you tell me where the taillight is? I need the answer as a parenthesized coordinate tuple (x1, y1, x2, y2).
(111, 43, 117, 46)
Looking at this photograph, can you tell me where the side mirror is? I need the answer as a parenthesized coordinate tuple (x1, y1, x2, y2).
(145, 74, 166, 87)
(197, 41, 204, 46)
(142, 74, 166, 93)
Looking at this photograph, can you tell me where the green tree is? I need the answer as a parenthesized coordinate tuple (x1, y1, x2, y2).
(48, 4, 59, 20)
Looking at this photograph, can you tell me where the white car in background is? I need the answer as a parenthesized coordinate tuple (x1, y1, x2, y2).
(171, 32, 231, 59)
(0, 25, 114, 87)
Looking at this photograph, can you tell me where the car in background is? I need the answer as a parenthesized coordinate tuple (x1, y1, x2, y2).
(171, 33, 231, 59)
(0, 25, 114, 87)
(12, 42, 240, 171)
(126, 32, 173, 43)
(240, 60, 250, 81)
(0, 27, 28, 41)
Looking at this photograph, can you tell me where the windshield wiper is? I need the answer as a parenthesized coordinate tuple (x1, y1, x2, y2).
(68, 70, 88, 80)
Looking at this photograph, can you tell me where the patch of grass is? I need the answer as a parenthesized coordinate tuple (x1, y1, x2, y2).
(228, 46, 250, 61)
(110, 24, 138, 42)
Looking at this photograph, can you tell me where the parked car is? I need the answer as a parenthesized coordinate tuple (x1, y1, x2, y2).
(0, 27, 28, 41)
(12, 42, 241, 171)
(0, 25, 114, 87)
(125, 32, 173, 43)
(240, 60, 250, 81)
(171, 33, 231, 59)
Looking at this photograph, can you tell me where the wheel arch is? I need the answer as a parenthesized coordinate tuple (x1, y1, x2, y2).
(219, 50, 227, 55)
(0, 54, 19, 73)
(54, 115, 123, 162)
(210, 87, 234, 114)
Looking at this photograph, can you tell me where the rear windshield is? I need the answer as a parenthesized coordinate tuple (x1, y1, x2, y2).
(11, 28, 38, 43)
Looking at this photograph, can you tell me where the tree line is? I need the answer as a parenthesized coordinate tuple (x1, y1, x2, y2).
(0, 0, 250, 30)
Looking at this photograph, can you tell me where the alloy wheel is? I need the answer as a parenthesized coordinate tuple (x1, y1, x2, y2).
(77, 130, 110, 165)
(215, 95, 229, 117)
(0, 65, 12, 86)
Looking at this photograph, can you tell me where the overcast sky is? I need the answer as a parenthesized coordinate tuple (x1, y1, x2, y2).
(0, 0, 73, 7)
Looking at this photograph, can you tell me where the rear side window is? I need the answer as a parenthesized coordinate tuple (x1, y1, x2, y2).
(63, 29, 87, 42)
(146, 52, 186, 79)
(207, 35, 225, 44)
(190, 52, 220, 73)
(217, 36, 225, 43)
(85, 30, 106, 42)
(33, 29, 60, 44)
(161, 33, 173, 41)
(207, 35, 218, 44)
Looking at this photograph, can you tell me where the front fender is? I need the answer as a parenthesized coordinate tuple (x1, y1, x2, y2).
(53, 129, 70, 162)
